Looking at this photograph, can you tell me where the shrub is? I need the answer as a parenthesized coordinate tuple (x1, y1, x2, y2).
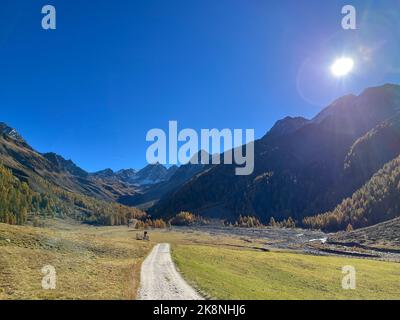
(170, 211, 208, 226)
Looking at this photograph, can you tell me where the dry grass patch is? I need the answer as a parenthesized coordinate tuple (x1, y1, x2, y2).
(0, 220, 152, 300)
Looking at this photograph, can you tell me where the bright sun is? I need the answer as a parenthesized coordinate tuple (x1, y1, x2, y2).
(331, 57, 354, 77)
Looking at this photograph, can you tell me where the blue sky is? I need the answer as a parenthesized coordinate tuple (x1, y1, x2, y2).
(1, 0, 399, 171)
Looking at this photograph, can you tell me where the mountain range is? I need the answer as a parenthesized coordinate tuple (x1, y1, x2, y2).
(0, 122, 181, 189)
(149, 84, 400, 229)
(91, 164, 178, 187)
(1, 83, 400, 231)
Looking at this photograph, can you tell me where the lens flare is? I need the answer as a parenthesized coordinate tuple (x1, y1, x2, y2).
(331, 57, 354, 77)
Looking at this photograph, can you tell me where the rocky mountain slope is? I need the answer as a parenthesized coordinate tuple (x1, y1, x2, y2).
(119, 152, 209, 209)
(91, 164, 178, 187)
(0, 125, 136, 202)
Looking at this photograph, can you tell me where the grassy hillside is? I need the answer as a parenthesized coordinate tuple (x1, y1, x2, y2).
(0, 220, 152, 299)
(173, 245, 400, 300)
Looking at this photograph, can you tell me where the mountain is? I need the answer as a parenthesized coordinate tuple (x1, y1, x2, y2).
(115, 168, 137, 182)
(150, 84, 400, 224)
(91, 164, 177, 187)
(0, 128, 136, 201)
(343, 113, 400, 188)
(119, 153, 208, 209)
(0, 122, 27, 145)
(165, 165, 179, 180)
(91, 168, 138, 186)
(0, 124, 145, 226)
(92, 168, 116, 179)
(304, 154, 400, 231)
(311, 84, 400, 132)
(132, 163, 175, 185)
(264, 116, 310, 139)
(43, 152, 89, 178)
(2, 83, 400, 231)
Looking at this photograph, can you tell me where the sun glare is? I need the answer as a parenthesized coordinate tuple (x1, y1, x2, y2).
(331, 57, 354, 77)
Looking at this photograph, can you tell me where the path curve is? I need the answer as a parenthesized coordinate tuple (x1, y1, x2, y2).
(138, 243, 204, 300)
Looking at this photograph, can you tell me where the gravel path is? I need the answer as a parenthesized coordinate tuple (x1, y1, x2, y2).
(138, 243, 204, 300)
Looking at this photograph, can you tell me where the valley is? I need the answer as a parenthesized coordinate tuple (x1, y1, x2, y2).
(1, 83, 400, 300)
(2, 84, 400, 232)
(1, 219, 399, 300)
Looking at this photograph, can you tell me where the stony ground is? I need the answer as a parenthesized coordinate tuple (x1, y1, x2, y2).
(177, 224, 400, 262)
(330, 217, 400, 250)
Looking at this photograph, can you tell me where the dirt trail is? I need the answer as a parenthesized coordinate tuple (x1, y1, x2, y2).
(138, 243, 204, 300)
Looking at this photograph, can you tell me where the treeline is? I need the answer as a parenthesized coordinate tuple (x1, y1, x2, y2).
(224, 215, 296, 228)
(0, 165, 57, 224)
(303, 155, 400, 232)
(135, 218, 169, 229)
(233, 215, 263, 228)
(269, 216, 296, 228)
(133, 212, 208, 229)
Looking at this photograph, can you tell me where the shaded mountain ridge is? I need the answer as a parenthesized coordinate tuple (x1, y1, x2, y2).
(150, 84, 400, 230)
